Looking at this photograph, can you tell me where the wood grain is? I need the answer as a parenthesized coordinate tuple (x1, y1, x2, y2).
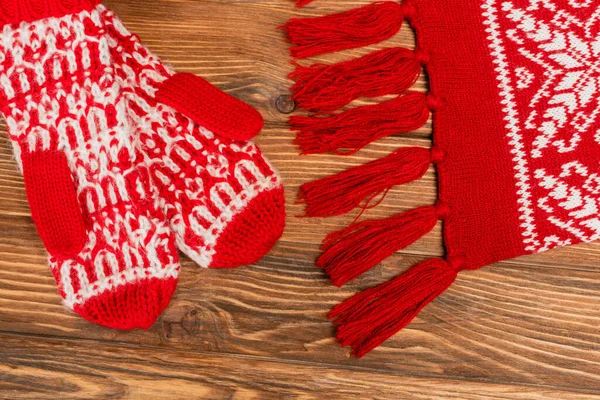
(1, 0, 600, 398)
(5, 333, 599, 400)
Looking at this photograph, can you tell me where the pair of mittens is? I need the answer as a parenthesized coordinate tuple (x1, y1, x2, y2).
(0, 1, 285, 330)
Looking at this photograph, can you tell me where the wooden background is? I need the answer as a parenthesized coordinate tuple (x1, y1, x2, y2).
(1, 0, 600, 398)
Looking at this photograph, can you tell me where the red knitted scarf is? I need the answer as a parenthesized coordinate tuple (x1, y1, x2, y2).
(284, 0, 599, 357)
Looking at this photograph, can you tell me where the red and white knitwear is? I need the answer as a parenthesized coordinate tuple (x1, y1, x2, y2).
(99, 7, 286, 269)
(284, 0, 600, 356)
(0, 1, 180, 329)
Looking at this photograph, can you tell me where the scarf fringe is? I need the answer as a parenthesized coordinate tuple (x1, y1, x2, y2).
(318, 204, 448, 287)
(330, 257, 464, 358)
(299, 146, 437, 218)
(290, 47, 423, 112)
(291, 91, 432, 155)
(284, 0, 469, 357)
(283, 2, 407, 58)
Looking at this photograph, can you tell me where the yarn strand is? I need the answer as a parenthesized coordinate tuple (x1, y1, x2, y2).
(295, 0, 314, 6)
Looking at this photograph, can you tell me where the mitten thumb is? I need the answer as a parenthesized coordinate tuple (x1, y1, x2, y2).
(155, 72, 264, 141)
(21, 149, 87, 258)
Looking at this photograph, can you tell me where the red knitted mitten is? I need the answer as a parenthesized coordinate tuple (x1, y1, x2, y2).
(0, 1, 180, 329)
(100, 7, 286, 268)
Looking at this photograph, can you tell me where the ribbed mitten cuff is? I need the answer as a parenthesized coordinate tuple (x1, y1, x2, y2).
(0, 0, 101, 26)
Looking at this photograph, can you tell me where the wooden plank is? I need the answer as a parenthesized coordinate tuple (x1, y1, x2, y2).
(1, 209, 600, 391)
(1, 333, 599, 399)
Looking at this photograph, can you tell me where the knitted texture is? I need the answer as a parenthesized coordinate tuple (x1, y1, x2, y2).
(0, 0, 101, 26)
(100, 7, 286, 269)
(285, 0, 600, 356)
(156, 72, 264, 141)
(0, 6, 179, 329)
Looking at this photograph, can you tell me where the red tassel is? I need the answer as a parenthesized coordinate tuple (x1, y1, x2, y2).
(300, 147, 434, 217)
(330, 257, 464, 357)
(291, 91, 430, 155)
(283, 2, 406, 58)
(318, 204, 445, 286)
(295, 0, 314, 6)
(291, 48, 423, 112)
